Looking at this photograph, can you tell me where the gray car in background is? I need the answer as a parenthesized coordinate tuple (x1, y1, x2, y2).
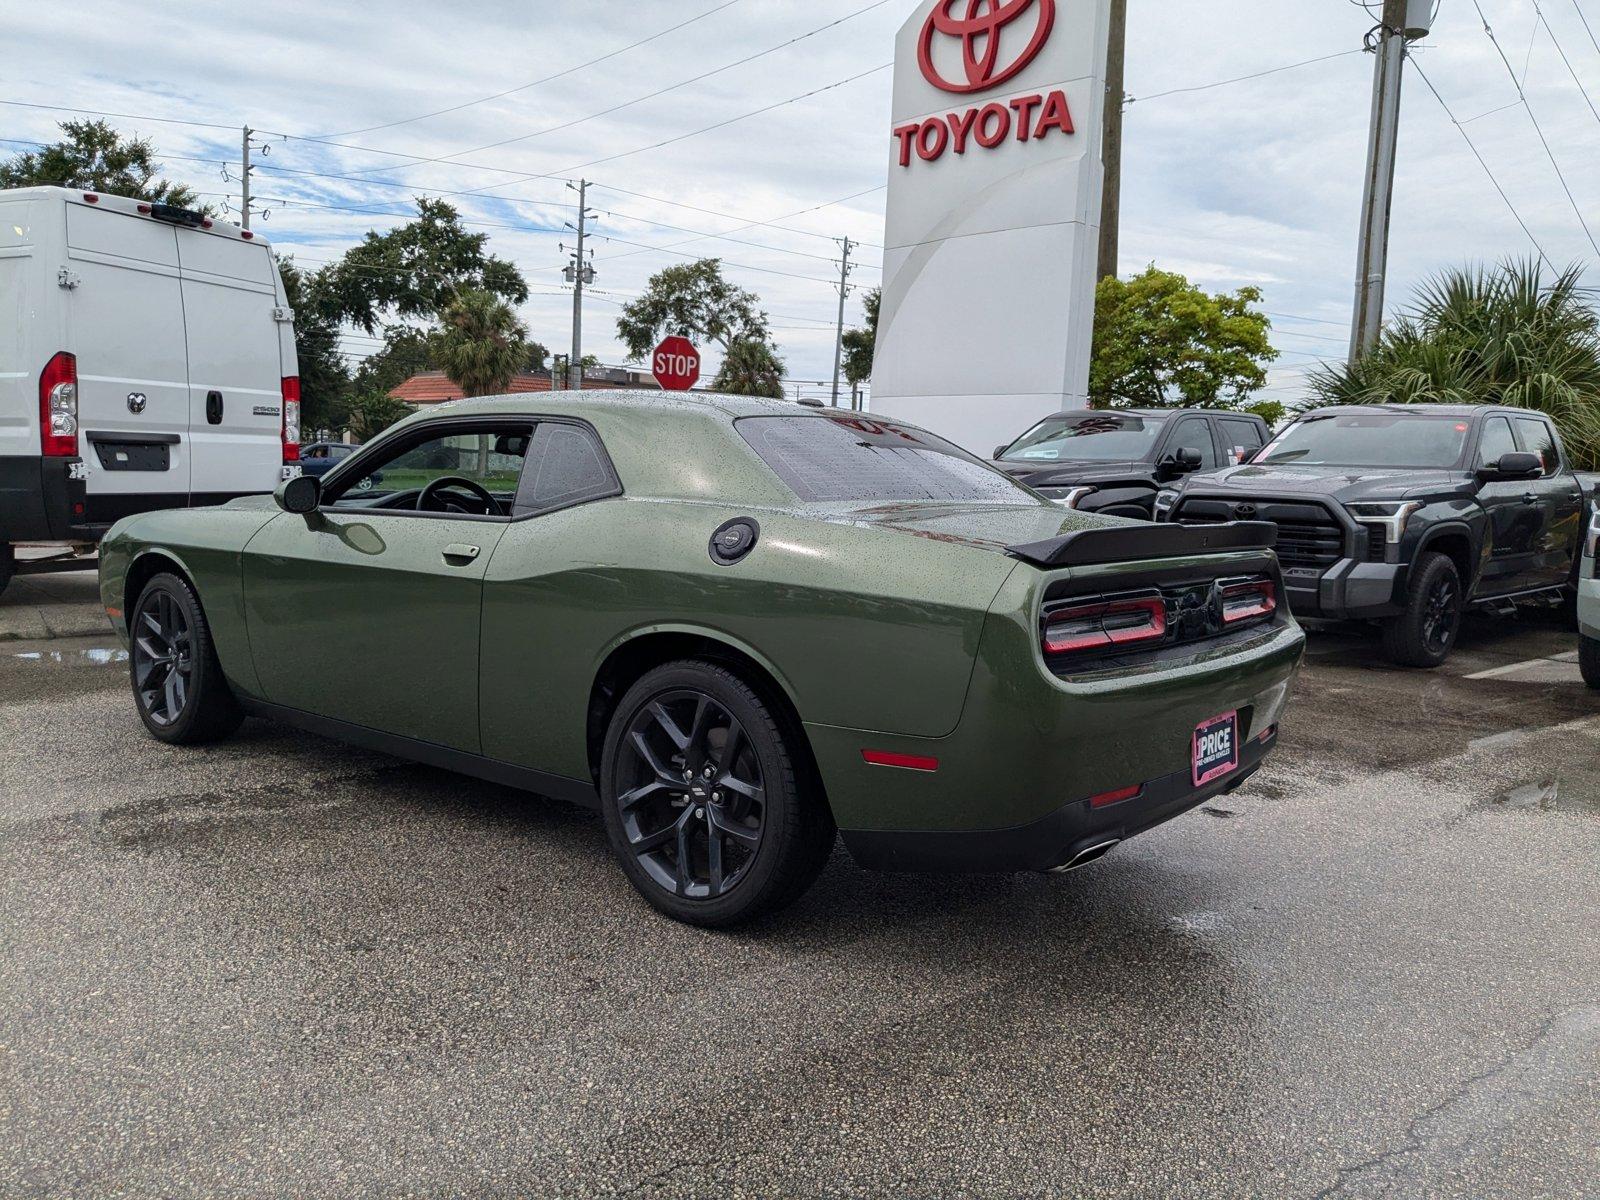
(1581, 497, 1599, 688)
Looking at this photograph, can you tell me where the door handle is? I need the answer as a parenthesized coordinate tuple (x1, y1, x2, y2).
(442, 543, 481, 564)
(206, 390, 224, 425)
(1522, 492, 1539, 504)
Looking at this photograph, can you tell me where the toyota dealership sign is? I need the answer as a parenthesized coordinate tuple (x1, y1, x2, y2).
(871, 0, 1112, 452)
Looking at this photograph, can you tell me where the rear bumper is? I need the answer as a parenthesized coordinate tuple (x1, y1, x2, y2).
(0, 454, 90, 543)
(1283, 557, 1407, 620)
(843, 725, 1277, 873)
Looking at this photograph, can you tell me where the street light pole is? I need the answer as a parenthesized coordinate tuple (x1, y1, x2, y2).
(1097, 0, 1128, 283)
(240, 126, 253, 231)
(565, 179, 596, 390)
(1350, 0, 1431, 363)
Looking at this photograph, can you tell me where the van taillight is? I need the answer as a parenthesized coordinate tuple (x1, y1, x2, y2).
(1043, 593, 1167, 656)
(280, 377, 301, 462)
(39, 352, 79, 458)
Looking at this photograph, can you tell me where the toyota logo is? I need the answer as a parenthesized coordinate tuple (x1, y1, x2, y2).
(1234, 504, 1258, 519)
(917, 0, 1056, 95)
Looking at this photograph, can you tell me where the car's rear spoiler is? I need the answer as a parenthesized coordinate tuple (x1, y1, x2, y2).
(1006, 521, 1278, 568)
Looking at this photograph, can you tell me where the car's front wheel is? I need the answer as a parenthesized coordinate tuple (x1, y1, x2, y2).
(129, 572, 243, 744)
(1383, 551, 1463, 669)
(599, 660, 834, 927)
(1581, 635, 1600, 690)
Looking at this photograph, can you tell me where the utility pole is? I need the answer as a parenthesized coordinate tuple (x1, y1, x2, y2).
(563, 180, 596, 390)
(240, 126, 253, 231)
(830, 235, 856, 408)
(1349, 0, 1432, 363)
(1097, 0, 1128, 283)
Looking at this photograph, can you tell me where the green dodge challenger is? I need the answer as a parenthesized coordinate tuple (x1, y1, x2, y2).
(99, 393, 1305, 926)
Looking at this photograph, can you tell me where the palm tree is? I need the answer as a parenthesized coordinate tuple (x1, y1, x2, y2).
(434, 288, 531, 399)
(713, 337, 786, 399)
(1312, 261, 1600, 469)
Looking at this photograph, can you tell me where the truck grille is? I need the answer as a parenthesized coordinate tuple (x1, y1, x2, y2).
(1176, 504, 1346, 571)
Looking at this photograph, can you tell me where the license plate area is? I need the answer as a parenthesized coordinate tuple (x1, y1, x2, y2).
(1192, 710, 1239, 787)
(93, 441, 170, 472)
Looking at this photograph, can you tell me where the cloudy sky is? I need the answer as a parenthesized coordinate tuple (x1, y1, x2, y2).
(4, 0, 1599, 403)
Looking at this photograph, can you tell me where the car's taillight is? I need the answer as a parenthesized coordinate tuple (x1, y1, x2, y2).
(1043, 593, 1167, 656)
(39, 352, 79, 457)
(1219, 578, 1276, 625)
(280, 376, 301, 462)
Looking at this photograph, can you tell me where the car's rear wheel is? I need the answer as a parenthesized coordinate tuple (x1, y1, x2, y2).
(1383, 551, 1462, 669)
(1581, 635, 1600, 690)
(0, 543, 15, 599)
(599, 660, 834, 927)
(130, 572, 243, 744)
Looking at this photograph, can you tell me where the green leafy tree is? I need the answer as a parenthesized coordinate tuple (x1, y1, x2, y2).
(344, 391, 413, 442)
(277, 258, 349, 434)
(318, 198, 529, 334)
(0, 120, 206, 210)
(713, 337, 786, 399)
(1312, 260, 1600, 469)
(523, 342, 551, 373)
(616, 259, 770, 360)
(1090, 266, 1278, 409)
(841, 288, 880, 388)
(350, 325, 440, 398)
(433, 289, 530, 398)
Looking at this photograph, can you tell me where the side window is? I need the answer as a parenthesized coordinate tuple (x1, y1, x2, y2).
(324, 423, 533, 513)
(1220, 418, 1265, 465)
(513, 422, 621, 517)
(1514, 417, 1561, 476)
(1478, 416, 1517, 467)
(1169, 418, 1220, 469)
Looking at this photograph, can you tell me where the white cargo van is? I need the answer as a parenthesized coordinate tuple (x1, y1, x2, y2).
(0, 186, 299, 595)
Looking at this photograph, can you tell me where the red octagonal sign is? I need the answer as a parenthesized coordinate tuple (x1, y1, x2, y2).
(652, 336, 701, 392)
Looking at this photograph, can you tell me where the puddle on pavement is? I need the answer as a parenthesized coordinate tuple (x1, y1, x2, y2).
(1471, 778, 1599, 817)
(10, 646, 127, 666)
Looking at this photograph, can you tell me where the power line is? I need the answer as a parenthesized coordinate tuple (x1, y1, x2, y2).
(1470, 0, 1600, 256)
(1532, 0, 1600, 129)
(1126, 49, 1365, 106)
(1572, 0, 1600, 58)
(321, 1, 745, 138)
(1411, 61, 1553, 266)
(348, 0, 895, 175)
(592, 183, 886, 249)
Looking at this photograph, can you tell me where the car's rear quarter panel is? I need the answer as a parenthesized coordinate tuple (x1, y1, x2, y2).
(477, 497, 1019, 781)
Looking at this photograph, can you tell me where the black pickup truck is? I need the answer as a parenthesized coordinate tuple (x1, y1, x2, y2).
(1157, 405, 1590, 667)
(991, 408, 1270, 519)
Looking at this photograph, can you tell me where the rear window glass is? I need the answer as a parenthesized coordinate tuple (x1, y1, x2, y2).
(737, 415, 1034, 504)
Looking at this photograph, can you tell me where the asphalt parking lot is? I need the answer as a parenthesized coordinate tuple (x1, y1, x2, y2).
(3, 583, 1598, 1198)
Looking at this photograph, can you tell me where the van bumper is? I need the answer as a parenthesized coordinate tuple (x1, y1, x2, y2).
(0, 454, 89, 543)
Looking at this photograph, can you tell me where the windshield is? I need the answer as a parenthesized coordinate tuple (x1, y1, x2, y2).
(1258, 412, 1471, 469)
(998, 414, 1167, 463)
(737, 415, 1037, 504)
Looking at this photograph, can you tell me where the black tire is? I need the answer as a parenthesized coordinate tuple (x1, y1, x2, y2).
(1582, 635, 1600, 690)
(129, 572, 243, 744)
(1382, 551, 1464, 669)
(599, 659, 834, 928)
(0, 544, 13, 599)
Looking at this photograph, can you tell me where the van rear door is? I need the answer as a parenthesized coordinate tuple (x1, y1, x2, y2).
(176, 231, 284, 503)
(64, 200, 192, 525)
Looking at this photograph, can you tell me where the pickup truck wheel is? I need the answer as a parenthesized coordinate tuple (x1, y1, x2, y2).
(129, 573, 243, 744)
(0, 544, 13, 599)
(1383, 551, 1463, 669)
(600, 660, 834, 928)
(1581, 636, 1600, 690)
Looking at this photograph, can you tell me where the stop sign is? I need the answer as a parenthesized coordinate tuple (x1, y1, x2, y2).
(652, 336, 701, 391)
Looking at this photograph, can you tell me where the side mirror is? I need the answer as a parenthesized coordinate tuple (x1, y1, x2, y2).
(1478, 451, 1542, 482)
(1174, 447, 1204, 472)
(993, 444, 1010, 461)
(276, 474, 321, 514)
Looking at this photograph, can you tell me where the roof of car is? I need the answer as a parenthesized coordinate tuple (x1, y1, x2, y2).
(412, 389, 808, 423)
(1299, 404, 1526, 419)
(1036, 408, 1255, 420)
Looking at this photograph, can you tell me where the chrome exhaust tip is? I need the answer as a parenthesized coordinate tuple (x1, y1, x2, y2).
(1048, 838, 1122, 874)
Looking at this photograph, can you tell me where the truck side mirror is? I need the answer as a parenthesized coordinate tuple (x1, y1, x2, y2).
(1477, 451, 1542, 482)
(276, 474, 321, 514)
(1175, 447, 1204, 472)
(993, 444, 1010, 461)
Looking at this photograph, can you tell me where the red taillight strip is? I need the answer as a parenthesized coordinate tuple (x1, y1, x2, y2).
(862, 750, 939, 772)
(39, 351, 79, 458)
(1221, 579, 1276, 624)
(280, 376, 301, 462)
(1043, 595, 1166, 656)
(1088, 784, 1142, 809)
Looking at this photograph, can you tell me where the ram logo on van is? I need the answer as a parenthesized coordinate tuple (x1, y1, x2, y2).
(126, 392, 146, 414)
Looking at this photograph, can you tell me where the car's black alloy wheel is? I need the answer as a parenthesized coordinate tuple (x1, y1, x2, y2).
(129, 573, 243, 744)
(1420, 571, 1461, 657)
(1581, 635, 1600, 690)
(600, 660, 834, 927)
(132, 588, 194, 726)
(615, 689, 766, 899)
